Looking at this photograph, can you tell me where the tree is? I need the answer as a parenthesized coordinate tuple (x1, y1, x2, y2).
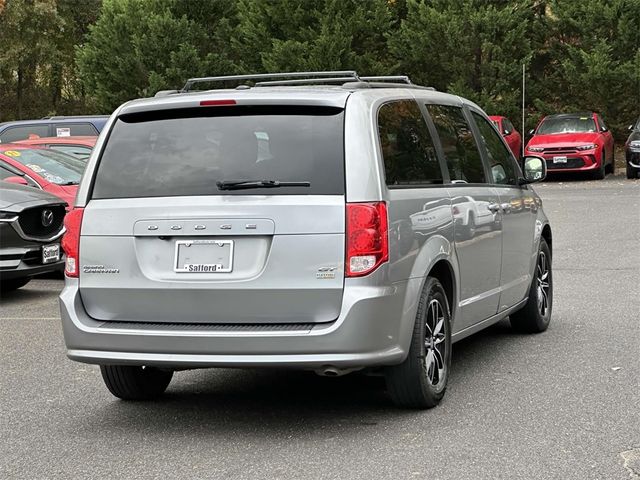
(536, 0, 640, 137)
(76, 0, 238, 112)
(233, 0, 395, 75)
(390, 0, 543, 123)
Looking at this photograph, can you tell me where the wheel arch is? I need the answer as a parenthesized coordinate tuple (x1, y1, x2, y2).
(541, 223, 552, 258)
(427, 259, 456, 320)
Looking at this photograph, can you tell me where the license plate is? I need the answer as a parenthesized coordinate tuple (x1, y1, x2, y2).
(553, 156, 568, 163)
(42, 244, 60, 264)
(174, 239, 234, 273)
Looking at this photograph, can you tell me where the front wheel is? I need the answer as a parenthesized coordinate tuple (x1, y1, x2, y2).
(593, 152, 606, 180)
(385, 277, 452, 409)
(100, 365, 173, 400)
(510, 238, 553, 333)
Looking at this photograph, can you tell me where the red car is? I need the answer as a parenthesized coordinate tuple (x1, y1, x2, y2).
(489, 115, 522, 159)
(16, 135, 97, 161)
(0, 144, 83, 208)
(525, 112, 615, 179)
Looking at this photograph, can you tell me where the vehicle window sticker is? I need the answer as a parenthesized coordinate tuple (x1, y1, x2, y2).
(4, 150, 21, 157)
(56, 127, 71, 137)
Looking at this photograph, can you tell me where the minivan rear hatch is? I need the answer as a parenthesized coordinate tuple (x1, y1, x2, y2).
(79, 103, 346, 324)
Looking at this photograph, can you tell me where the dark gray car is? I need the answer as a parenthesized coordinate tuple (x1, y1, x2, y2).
(59, 71, 552, 408)
(0, 183, 66, 291)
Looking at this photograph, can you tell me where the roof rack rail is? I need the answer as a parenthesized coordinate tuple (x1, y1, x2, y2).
(182, 71, 361, 92)
(178, 71, 435, 93)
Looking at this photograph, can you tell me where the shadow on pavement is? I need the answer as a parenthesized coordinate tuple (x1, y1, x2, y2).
(74, 319, 530, 437)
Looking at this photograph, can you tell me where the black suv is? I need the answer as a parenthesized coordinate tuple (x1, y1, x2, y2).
(625, 116, 640, 179)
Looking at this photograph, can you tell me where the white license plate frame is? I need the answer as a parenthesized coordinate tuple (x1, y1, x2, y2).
(42, 244, 60, 264)
(553, 156, 568, 164)
(174, 239, 234, 273)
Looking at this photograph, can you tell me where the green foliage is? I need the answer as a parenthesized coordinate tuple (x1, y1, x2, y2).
(76, 0, 238, 111)
(0, 0, 638, 140)
(233, 0, 395, 74)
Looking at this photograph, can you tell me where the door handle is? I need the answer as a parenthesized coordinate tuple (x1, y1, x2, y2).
(488, 203, 501, 213)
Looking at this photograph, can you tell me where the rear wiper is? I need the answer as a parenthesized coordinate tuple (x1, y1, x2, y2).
(216, 179, 311, 191)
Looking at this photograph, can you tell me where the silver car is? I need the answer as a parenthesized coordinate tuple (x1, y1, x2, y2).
(59, 72, 553, 408)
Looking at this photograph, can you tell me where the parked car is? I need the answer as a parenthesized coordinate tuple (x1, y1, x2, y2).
(59, 71, 553, 409)
(0, 183, 66, 291)
(0, 116, 108, 144)
(16, 136, 97, 162)
(0, 144, 84, 208)
(525, 112, 615, 179)
(488, 115, 521, 160)
(625, 116, 640, 179)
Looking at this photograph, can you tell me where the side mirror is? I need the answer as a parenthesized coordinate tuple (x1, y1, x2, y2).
(600, 126, 608, 132)
(520, 156, 546, 184)
(528, 129, 535, 136)
(3, 176, 28, 186)
(503, 129, 511, 136)
(628, 125, 634, 131)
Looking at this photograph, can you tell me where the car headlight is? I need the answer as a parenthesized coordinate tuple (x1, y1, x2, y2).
(0, 211, 18, 221)
(528, 146, 544, 152)
(576, 144, 597, 151)
(629, 140, 640, 149)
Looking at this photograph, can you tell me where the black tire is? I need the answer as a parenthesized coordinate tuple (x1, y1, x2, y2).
(385, 277, 452, 409)
(593, 152, 606, 180)
(0, 277, 31, 292)
(100, 365, 173, 400)
(627, 163, 638, 179)
(510, 238, 552, 333)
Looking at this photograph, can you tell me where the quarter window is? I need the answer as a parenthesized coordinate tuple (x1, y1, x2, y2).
(426, 104, 486, 184)
(471, 112, 518, 185)
(378, 100, 443, 186)
(0, 125, 49, 143)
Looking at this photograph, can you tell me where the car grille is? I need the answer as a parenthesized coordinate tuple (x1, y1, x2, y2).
(546, 157, 585, 169)
(18, 205, 65, 238)
(542, 146, 579, 154)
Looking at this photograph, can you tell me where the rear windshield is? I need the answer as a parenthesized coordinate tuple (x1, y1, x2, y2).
(91, 106, 345, 198)
(537, 116, 596, 135)
(1, 148, 84, 185)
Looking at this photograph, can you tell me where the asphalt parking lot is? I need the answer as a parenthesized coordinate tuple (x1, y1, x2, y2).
(1, 174, 638, 480)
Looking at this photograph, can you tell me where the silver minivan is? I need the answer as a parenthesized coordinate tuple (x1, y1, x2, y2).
(59, 72, 553, 408)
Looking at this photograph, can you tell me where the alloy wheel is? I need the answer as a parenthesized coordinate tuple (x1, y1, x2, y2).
(536, 251, 550, 317)
(424, 298, 447, 388)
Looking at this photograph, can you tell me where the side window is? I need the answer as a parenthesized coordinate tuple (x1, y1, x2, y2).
(597, 116, 607, 131)
(0, 125, 49, 143)
(503, 119, 514, 134)
(54, 123, 98, 137)
(378, 100, 443, 186)
(0, 163, 39, 187)
(472, 112, 518, 185)
(426, 104, 486, 184)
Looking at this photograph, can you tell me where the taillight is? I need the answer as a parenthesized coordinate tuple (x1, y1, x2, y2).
(61, 207, 84, 277)
(346, 202, 388, 277)
(200, 99, 236, 106)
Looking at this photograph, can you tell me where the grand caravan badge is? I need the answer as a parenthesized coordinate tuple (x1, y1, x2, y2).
(83, 265, 120, 274)
(316, 266, 338, 279)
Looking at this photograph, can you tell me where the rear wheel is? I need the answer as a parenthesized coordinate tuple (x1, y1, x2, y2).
(100, 365, 173, 400)
(385, 277, 452, 409)
(510, 238, 552, 333)
(0, 277, 31, 292)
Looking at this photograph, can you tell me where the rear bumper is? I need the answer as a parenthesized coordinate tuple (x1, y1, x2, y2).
(59, 277, 415, 370)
